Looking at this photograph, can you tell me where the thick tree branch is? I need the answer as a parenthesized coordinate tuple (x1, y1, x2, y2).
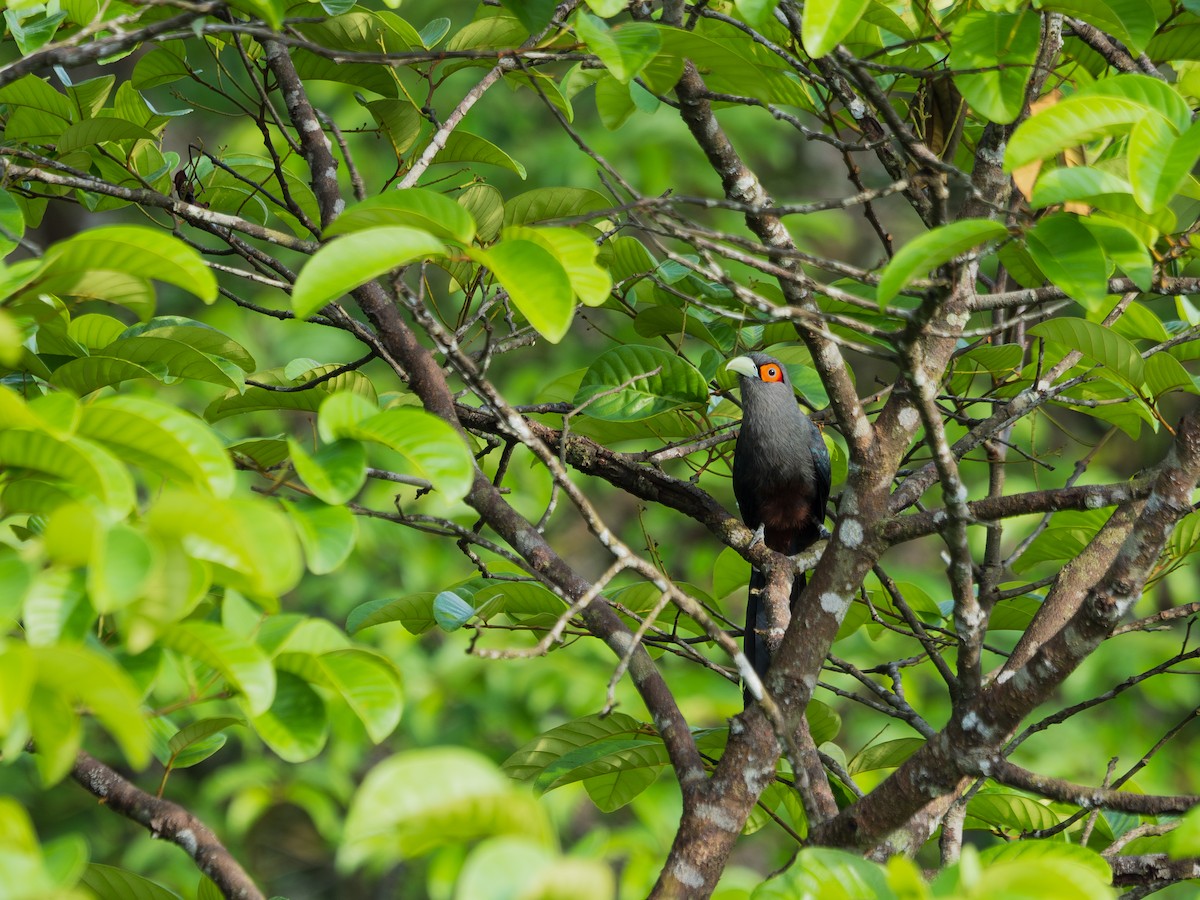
(71, 751, 263, 900)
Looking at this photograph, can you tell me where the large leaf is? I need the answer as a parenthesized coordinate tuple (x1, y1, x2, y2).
(320, 400, 475, 501)
(1128, 115, 1200, 213)
(802, 0, 871, 58)
(323, 189, 476, 243)
(467, 240, 575, 343)
(432, 131, 527, 178)
(575, 14, 662, 83)
(291, 226, 446, 319)
(504, 225, 612, 307)
(287, 437, 367, 505)
(77, 396, 235, 497)
(573, 345, 708, 420)
(0, 430, 136, 516)
(753, 848, 892, 899)
(281, 498, 358, 575)
(950, 10, 1041, 124)
(251, 670, 328, 762)
(1040, 0, 1155, 54)
(341, 748, 553, 869)
(80, 864, 181, 900)
(161, 621, 276, 716)
(1025, 214, 1110, 308)
(978, 841, 1111, 885)
(275, 648, 402, 743)
(876, 219, 1009, 305)
(1028, 318, 1145, 388)
(42, 226, 217, 304)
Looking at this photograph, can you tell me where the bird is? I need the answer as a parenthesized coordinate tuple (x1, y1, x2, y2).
(726, 352, 831, 699)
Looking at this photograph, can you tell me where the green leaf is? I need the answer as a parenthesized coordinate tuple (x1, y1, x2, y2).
(80, 863, 181, 900)
(849, 738, 925, 774)
(1006, 96, 1147, 171)
(504, 225, 612, 307)
(291, 226, 446, 320)
(574, 345, 708, 420)
(753, 848, 893, 899)
(166, 716, 242, 768)
(281, 498, 358, 575)
(131, 45, 190, 89)
(341, 748, 553, 869)
(432, 131, 527, 178)
(1145, 352, 1198, 398)
(504, 712, 644, 781)
(77, 395, 236, 497)
(433, 590, 475, 631)
(1031, 167, 1134, 208)
(1169, 804, 1200, 857)
(1080, 217, 1152, 292)
(802, 0, 871, 58)
(43, 226, 217, 304)
(575, 14, 662, 83)
(347, 593, 438, 635)
(1028, 317, 1145, 388)
(32, 644, 151, 769)
(251, 670, 328, 762)
(1025, 213, 1110, 308)
(1129, 115, 1200, 213)
(978, 841, 1111, 884)
(324, 189, 477, 243)
(503, 187, 612, 226)
(287, 437, 367, 505)
(950, 10, 1041, 124)
(27, 683, 81, 785)
(276, 649, 402, 743)
(147, 492, 303, 600)
(467, 239, 575, 343)
(205, 366, 377, 421)
(876, 219, 1009, 305)
(56, 118, 157, 153)
(0, 430, 136, 516)
(965, 789, 1061, 831)
(0, 189, 26, 257)
(87, 524, 154, 613)
(162, 621, 276, 716)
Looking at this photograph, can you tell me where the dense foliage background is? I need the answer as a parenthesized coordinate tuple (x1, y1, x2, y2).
(4, 0, 1200, 897)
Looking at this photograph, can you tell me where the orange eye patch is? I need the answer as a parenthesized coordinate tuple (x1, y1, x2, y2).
(758, 363, 784, 382)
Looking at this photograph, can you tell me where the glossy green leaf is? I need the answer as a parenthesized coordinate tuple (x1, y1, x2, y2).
(88, 524, 154, 613)
(753, 848, 893, 899)
(1030, 167, 1134, 208)
(32, 645, 151, 769)
(1029, 317, 1144, 387)
(1129, 115, 1200, 213)
(67, 313, 126, 351)
(503, 187, 612, 227)
(1007, 97, 1147, 171)
(56, 119, 157, 153)
(0, 189, 26, 257)
(250, 670, 328, 763)
(1145, 352, 1198, 397)
(849, 738, 925, 774)
(277, 649, 402, 743)
(978, 840, 1111, 884)
(574, 345, 707, 420)
(468, 239, 575, 343)
(876, 219, 1009, 305)
(80, 864, 180, 900)
(0, 430, 136, 516)
(328, 405, 474, 500)
(43, 226, 217, 304)
(802, 0, 871, 57)
(504, 712, 644, 781)
(575, 14, 662, 83)
(205, 365, 377, 421)
(48, 355, 163, 396)
(341, 747, 553, 869)
(281, 498, 358, 575)
(504, 225, 612, 307)
(432, 130, 527, 178)
(131, 45, 190, 89)
(162, 621, 276, 716)
(77, 395, 236, 497)
(347, 593, 438, 635)
(1025, 214, 1110, 308)
(950, 11, 1041, 124)
(166, 716, 241, 768)
(324, 189, 476, 243)
(1080, 217, 1152, 292)
(966, 789, 1061, 832)
(291, 226, 446, 320)
(287, 437, 367, 505)
(147, 492, 303, 600)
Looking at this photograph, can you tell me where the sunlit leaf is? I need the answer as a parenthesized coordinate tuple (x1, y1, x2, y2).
(877, 219, 1009, 305)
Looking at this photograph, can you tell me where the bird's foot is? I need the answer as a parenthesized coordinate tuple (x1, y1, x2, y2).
(749, 523, 765, 549)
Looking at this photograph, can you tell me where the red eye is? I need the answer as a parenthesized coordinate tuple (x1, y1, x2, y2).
(759, 364, 783, 383)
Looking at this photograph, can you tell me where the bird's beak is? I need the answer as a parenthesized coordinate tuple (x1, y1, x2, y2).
(725, 356, 757, 379)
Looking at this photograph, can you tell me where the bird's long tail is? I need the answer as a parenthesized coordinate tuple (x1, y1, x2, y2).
(744, 568, 806, 704)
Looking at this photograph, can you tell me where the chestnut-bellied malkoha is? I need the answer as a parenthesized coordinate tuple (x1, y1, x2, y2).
(726, 353, 831, 697)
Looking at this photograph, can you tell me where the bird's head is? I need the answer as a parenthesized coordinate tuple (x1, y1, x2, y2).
(725, 353, 792, 392)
